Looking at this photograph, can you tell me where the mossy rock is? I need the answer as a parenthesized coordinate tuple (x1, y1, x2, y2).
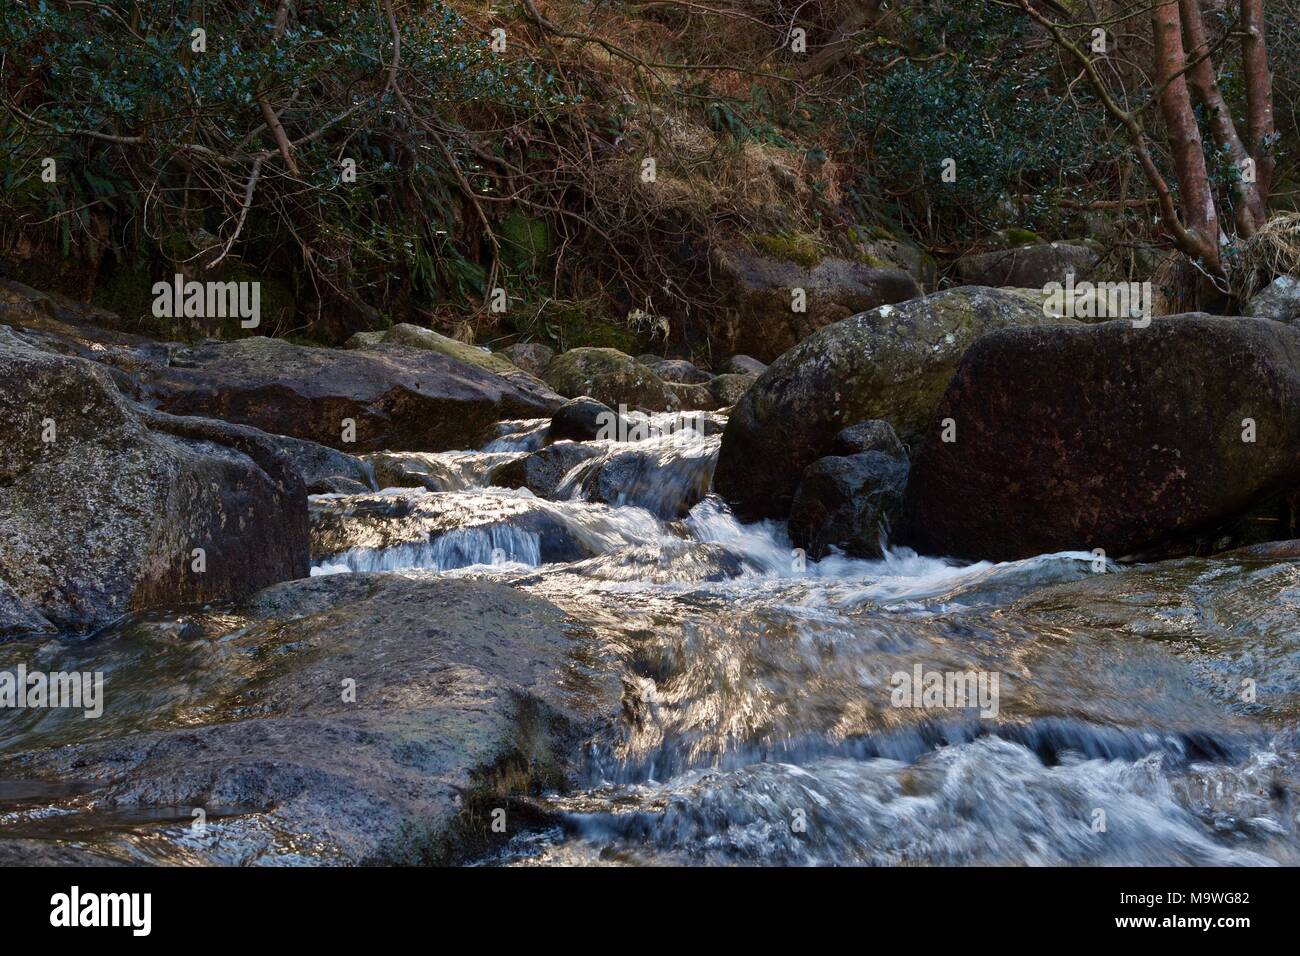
(752, 232, 825, 268)
(543, 347, 680, 411)
(380, 323, 548, 389)
(714, 287, 1075, 518)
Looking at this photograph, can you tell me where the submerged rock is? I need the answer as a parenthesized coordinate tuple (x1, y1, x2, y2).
(901, 316, 1300, 560)
(359, 450, 521, 493)
(562, 435, 720, 520)
(0, 574, 617, 864)
(0, 331, 309, 634)
(492, 442, 602, 499)
(543, 347, 680, 412)
(788, 452, 909, 559)
(134, 336, 562, 452)
(714, 287, 1064, 518)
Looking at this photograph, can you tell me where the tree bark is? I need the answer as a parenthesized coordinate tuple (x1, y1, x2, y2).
(1153, 0, 1221, 273)
(1179, 0, 1264, 234)
(1241, 0, 1277, 203)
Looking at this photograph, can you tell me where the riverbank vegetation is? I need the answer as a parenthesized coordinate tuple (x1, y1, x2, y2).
(3, 0, 1298, 351)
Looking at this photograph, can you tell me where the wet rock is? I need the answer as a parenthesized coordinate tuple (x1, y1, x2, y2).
(0, 574, 617, 864)
(364, 451, 462, 491)
(134, 336, 562, 452)
(309, 489, 599, 568)
(0, 580, 56, 639)
(715, 287, 1065, 519)
(566, 435, 720, 519)
(543, 347, 679, 412)
(263, 433, 375, 491)
(1244, 276, 1300, 325)
(833, 420, 907, 458)
(0, 331, 309, 634)
(788, 452, 909, 559)
(721, 354, 767, 377)
(954, 242, 1099, 289)
(309, 476, 372, 495)
(550, 396, 622, 442)
(900, 316, 1300, 561)
(711, 247, 921, 361)
(491, 442, 602, 499)
(501, 341, 555, 377)
(362, 450, 520, 492)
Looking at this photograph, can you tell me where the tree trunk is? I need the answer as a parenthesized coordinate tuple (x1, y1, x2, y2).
(1153, 0, 1222, 274)
(1179, 0, 1264, 235)
(1241, 0, 1277, 203)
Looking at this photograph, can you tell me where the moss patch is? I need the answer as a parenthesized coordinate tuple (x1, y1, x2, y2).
(752, 232, 825, 268)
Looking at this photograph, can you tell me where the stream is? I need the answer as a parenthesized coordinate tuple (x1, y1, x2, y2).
(4, 410, 1300, 865)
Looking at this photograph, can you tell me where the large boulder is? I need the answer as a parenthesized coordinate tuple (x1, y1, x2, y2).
(900, 316, 1300, 561)
(1244, 276, 1300, 325)
(711, 247, 921, 361)
(378, 323, 546, 388)
(954, 241, 1099, 289)
(134, 336, 563, 452)
(0, 331, 309, 634)
(714, 287, 1065, 518)
(788, 452, 909, 560)
(542, 348, 680, 412)
(0, 574, 618, 864)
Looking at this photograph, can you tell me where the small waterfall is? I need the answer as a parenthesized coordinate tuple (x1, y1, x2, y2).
(314, 524, 543, 574)
(485, 419, 551, 452)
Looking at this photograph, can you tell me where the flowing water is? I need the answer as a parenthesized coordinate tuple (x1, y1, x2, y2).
(5, 412, 1300, 865)
(315, 415, 1300, 866)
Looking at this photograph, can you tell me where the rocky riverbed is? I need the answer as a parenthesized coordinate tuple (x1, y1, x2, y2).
(2, 282, 1300, 865)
